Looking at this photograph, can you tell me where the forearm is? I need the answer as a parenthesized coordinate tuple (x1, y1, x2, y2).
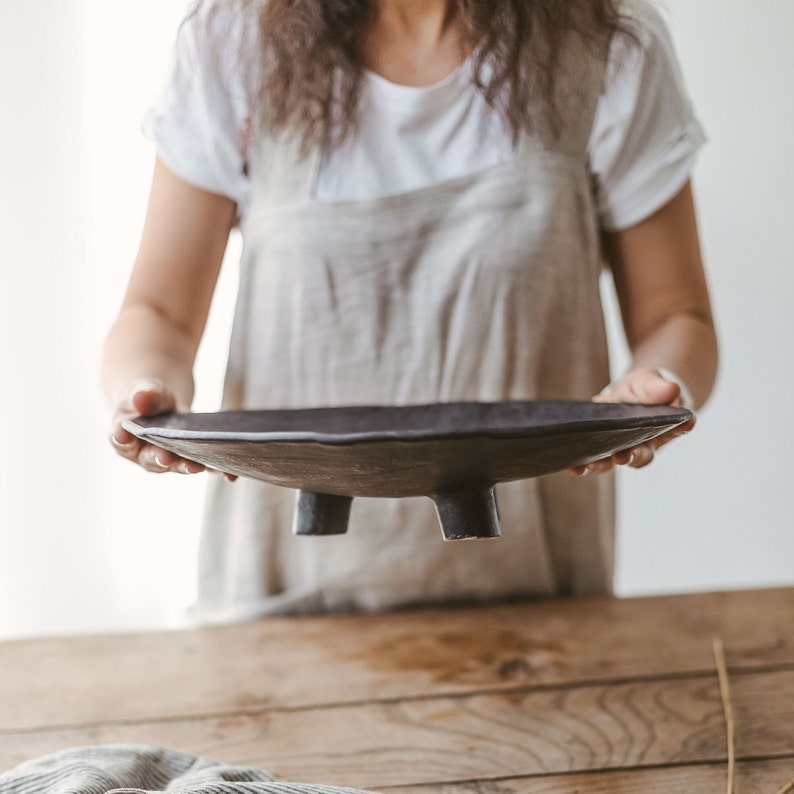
(627, 310, 718, 411)
(102, 303, 198, 411)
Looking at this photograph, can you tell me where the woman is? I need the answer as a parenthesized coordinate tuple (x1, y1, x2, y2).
(103, 0, 717, 621)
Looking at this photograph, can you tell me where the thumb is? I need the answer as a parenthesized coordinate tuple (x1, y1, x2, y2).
(596, 368, 682, 406)
(128, 379, 177, 417)
(635, 370, 681, 406)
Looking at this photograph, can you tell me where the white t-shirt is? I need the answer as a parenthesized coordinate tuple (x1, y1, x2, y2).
(144, 0, 705, 230)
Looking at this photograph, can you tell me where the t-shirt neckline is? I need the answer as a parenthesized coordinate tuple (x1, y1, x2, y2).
(363, 53, 477, 110)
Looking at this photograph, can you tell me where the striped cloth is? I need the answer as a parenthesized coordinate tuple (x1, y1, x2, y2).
(0, 745, 379, 794)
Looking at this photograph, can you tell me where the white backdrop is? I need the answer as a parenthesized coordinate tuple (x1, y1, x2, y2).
(1, 0, 792, 639)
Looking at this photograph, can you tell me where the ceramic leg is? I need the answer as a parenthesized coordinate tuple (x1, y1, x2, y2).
(293, 491, 353, 536)
(432, 488, 501, 540)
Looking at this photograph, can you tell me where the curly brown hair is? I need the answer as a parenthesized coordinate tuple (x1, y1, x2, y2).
(190, 0, 634, 151)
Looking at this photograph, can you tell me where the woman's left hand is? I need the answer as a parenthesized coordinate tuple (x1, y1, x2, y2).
(569, 367, 696, 476)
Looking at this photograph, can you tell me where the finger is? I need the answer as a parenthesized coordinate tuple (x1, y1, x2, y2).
(150, 448, 203, 474)
(110, 425, 138, 449)
(611, 448, 634, 466)
(110, 413, 203, 473)
(138, 443, 189, 473)
(136, 443, 170, 473)
(143, 458, 205, 475)
(628, 443, 654, 468)
(570, 442, 655, 476)
(149, 447, 206, 475)
(570, 457, 617, 477)
(171, 458, 205, 475)
(154, 448, 179, 468)
(590, 458, 618, 475)
(110, 431, 142, 461)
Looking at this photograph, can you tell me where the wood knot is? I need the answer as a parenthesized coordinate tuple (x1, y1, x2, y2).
(497, 657, 532, 679)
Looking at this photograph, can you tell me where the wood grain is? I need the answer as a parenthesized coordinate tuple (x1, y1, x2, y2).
(387, 758, 794, 794)
(2, 588, 792, 732)
(2, 670, 792, 788)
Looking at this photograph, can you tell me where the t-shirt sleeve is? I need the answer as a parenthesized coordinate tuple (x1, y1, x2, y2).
(142, 4, 251, 215)
(589, 0, 706, 231)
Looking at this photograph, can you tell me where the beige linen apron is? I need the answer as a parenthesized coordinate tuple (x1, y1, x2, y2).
(194, 42, 615, 622)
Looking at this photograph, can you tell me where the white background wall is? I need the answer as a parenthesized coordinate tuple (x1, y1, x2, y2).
(0, 0, 792, 640)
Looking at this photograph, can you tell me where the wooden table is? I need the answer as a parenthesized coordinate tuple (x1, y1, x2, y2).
(1, 588, 793, 792)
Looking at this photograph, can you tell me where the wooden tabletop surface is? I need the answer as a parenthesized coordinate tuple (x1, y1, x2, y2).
(1, 588, 793, 792)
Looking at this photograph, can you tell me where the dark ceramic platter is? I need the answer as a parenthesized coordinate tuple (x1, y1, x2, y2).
(124, 400, 692, 541)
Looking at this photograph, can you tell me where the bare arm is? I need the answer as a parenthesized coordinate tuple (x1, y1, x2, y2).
(573, 180, 718, 475)
(102, 157, 237, 473)
(604, 180, 717, 409)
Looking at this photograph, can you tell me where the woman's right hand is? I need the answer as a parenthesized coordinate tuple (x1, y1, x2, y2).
(102, 159, 238, 476)
(109, 378, 205, 475)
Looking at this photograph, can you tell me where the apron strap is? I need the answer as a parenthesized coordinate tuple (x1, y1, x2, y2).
(516, 30, 610, 160)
